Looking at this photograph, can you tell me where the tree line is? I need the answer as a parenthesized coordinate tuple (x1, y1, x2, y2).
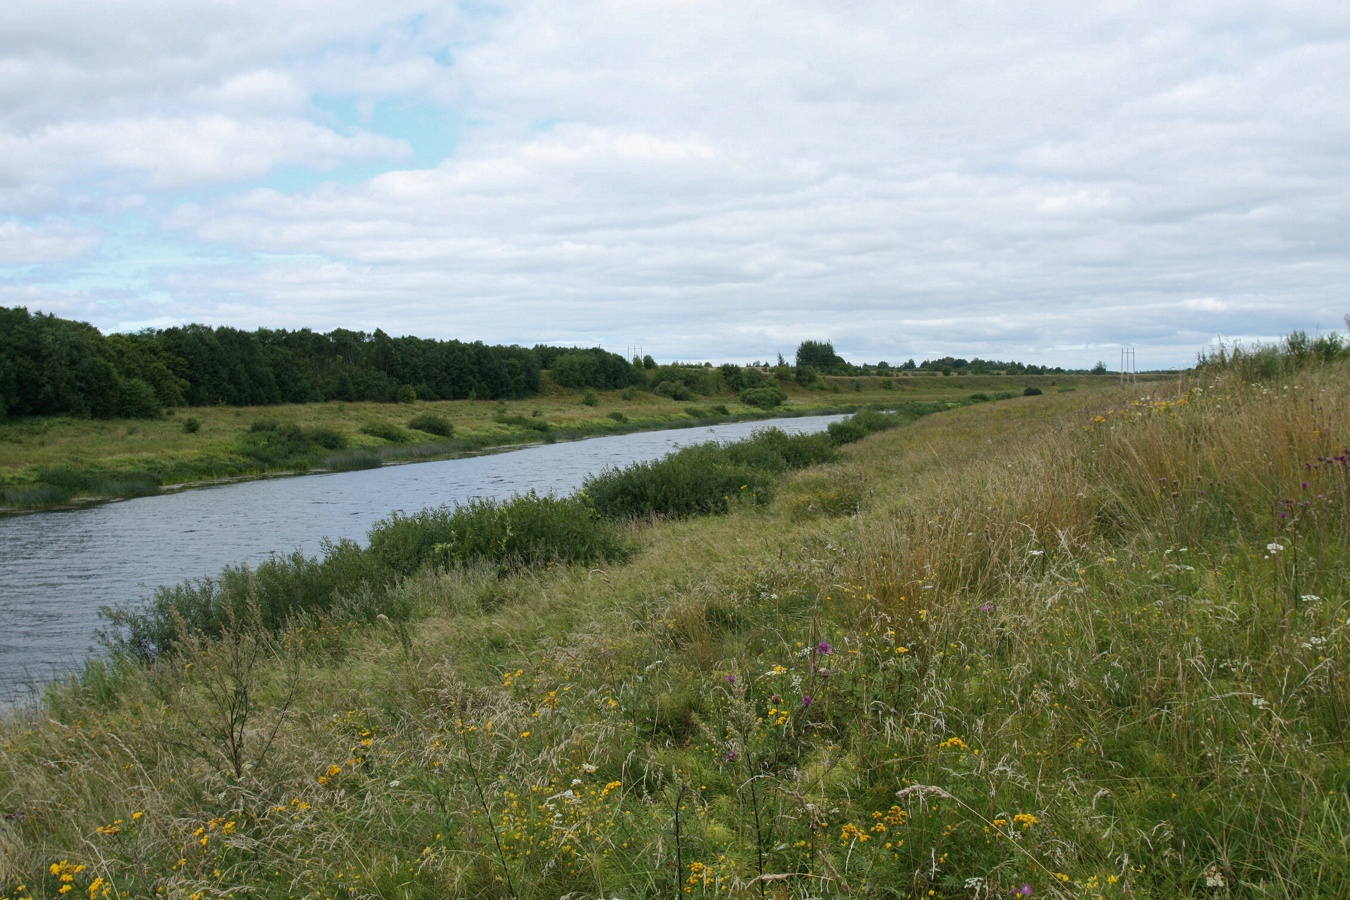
(1, 309, 1077, 422)
(0, 308, 576, 419)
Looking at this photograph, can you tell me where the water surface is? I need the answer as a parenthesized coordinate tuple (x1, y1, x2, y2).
(0, 415, 843, 701)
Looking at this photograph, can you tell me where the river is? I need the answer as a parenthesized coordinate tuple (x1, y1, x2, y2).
(0, 414, 844, 702)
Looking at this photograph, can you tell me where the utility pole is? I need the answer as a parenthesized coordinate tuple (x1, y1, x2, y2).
(1119, 347, 1136, 384)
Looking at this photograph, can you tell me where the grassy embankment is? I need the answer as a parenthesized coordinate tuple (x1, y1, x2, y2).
(0, 373, 1123, 511)
(2, 350, 1346, 898)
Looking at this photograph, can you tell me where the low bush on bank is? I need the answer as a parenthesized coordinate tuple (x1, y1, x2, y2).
(237, 420, 348, 467)
(739, 385, 786, 409)
(100, 538, 391, 660)
(368, 492, 629, 576)
(582, 445, 774, 520)
(406, 412, 454, 437)
(494, 413, 551, 433)
(359, 421, 412, 443)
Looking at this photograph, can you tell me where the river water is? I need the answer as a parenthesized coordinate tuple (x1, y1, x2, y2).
(0, 415, 843, 702)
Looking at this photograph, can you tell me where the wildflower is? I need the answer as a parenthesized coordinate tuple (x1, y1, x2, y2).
(1013, 884, 1032, 896)
(1267, 542, 1284, 553)
(802, 695, 813, 707)
(725, 749, 740, 762)
(819, 668, 831, 678)
(726, 674, 735, 684)
(979, 603, 995, 613)
(816, 641, 833, 655)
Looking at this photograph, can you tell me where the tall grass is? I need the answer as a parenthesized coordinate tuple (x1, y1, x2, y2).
(3, 348, 1347, 898)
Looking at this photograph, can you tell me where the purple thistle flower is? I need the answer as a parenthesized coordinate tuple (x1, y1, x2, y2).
(802, 695, 813, 707)
(816, 641, 833, 655)
(1015, 885, 1033, 896)
(726, 674, 736, 685)
(819, 668, 831, 679)
(725, 749, 740, 762)
(979, 603, 995, 613)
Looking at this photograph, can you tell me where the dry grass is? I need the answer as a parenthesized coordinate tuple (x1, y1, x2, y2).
(3, 360, 1346, 898)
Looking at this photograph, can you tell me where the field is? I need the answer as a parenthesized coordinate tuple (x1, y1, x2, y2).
(0, 372, 1119, 509)
(0, 351, 1346, 898)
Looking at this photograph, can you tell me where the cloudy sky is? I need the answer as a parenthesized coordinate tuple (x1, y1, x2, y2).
(2, 1, 1347, 369)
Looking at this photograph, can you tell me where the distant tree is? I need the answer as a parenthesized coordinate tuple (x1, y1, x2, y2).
(1091, 361, 1108, 374)
(795, 340, 845, 372)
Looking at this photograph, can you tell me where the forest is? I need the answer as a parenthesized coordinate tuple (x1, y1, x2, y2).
(0, 307, 1078, 422)
(0, 308, 562, 419)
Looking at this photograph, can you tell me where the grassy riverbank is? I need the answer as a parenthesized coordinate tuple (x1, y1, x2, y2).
(3, 350, 1346, 898)
(0, 373, 1127, 511)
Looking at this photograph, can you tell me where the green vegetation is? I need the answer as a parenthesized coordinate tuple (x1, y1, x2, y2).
(406, 413, 454, 438)
(2, 366, 1124, 510)
(2, 332, 1346, 896)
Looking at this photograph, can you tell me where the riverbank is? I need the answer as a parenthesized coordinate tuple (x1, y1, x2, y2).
(0, 372, 1136, 512)
(2, 354, 1344, 897)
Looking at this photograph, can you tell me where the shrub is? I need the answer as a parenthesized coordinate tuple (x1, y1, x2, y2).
(495, 413, 551, 433)
(367, 493, 628, 576)
(1023, 386, 1043, 396)
(99, 539, 390, 660)
(182, 416, 202, 434)
(608, 411, 629, 423)
(360, 421, 411, 443)
(583, 446, 770, 521)
(739, 385, 787, 409)
(825, 408, 917, 445)
(582, 390, 599, 406)
(655, 381, 694, 401)
(407, 413, 454, 437)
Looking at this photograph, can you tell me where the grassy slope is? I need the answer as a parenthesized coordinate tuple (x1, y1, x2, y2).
(2, 365, 1347, 898)
(0, 373, 1118, 502)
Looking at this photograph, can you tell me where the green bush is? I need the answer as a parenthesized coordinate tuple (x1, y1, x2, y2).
(582, 390, 599, 407)
(99, 538, 391, 660)
(368, 493, 628, 576)
(825, 408, 917, 445)
(238, 422, 348, 467)
(655, 381, 694, 401)
(182, 416, 201, 434)
(1023, 386, 1043, 396)
(495, 413, 551, 433)
(608, 411, 629, 423)
(739, 385, 787, 409)
(407, 413, 454, 437)
(582, 448, 772, 520)
(360, 421, 411, 443)
(581, 428, 838, 522)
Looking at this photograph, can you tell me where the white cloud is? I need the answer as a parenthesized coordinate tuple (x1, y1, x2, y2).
(0, 219, 100, 264)
(1, 0, 1348, 368)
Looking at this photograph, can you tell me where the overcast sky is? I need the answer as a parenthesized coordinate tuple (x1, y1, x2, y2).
(2, 1, 1347, 369)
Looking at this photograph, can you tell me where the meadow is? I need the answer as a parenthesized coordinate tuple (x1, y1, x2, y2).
(0, 342, 1345, 898)
(0, 372, 1115, 510)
